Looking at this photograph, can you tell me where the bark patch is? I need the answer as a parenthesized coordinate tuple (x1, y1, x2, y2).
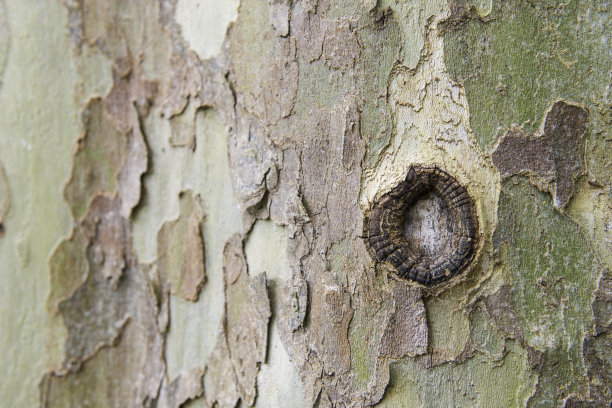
(156, 190, 206, 301)
(379, 283, 427, 358)
(322, 18, 361, 72)
(156, 368, 205, 408)
(64, 98, 128, 220)
(42, 197, 164, 407)
(491, 100, 588, 209)
(203, 234, 272, 407)
(0, 160, 9, 239)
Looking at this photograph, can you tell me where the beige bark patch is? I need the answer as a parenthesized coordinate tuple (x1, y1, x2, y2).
(223, 233, 246, 285)
(226, 271, 271, 406)
(203, 334, 240, 408)
(322, 18, 361, 72)
(291, 8, 324, 63)
(157, 190, 206, 302)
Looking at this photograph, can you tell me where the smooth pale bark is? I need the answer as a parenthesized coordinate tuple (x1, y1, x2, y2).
(0, 0, 610, 407)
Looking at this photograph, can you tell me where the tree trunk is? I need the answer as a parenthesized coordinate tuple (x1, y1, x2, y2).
(0, 0, 610, 407)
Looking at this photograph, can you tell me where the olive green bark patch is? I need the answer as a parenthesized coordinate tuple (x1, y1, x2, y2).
(156, 190, 206, 302)
(48, 229, 89, 311)
(593, 269, 612, 336)
(468, 302, 505, 360)
(444, 0, 610, 151)
(494, 179, 601, 406)
(359, 7, 403, 169)
(379, 341, 536, 407)
(578, 268, 612, 404)
(64, 98, 128, 220)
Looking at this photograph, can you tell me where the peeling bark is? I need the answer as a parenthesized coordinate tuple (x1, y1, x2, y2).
(0, 0, 609, 407)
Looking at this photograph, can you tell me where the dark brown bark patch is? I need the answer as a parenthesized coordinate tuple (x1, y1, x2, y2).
(593, 268, 612, 336)
(491, 100, 589, 209)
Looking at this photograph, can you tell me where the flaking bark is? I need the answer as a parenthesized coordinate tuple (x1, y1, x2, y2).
(0, 0, 609, 407)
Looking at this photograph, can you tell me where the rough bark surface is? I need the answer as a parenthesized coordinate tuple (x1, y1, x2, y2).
(0, 0, 610, 407)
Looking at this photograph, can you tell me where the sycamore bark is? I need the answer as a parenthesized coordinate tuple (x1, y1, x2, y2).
(0, 0, 610, 407)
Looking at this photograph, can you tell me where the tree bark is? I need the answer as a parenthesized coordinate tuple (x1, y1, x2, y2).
(0, 0, 610, 407)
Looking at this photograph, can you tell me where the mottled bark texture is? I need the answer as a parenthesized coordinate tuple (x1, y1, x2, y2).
(0, 0, 610, 407)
